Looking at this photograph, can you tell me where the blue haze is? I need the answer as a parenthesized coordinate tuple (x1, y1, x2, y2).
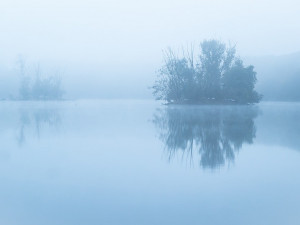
(0, 100, 299, 225)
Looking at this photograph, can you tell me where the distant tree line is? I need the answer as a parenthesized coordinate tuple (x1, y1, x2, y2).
(18, 59, 64, 100)
(152, 39, 262, 104)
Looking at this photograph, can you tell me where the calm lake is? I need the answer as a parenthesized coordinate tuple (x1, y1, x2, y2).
(0, 100, 299, 225)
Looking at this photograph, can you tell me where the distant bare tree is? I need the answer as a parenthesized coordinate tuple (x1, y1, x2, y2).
(17, 60, 65, 100)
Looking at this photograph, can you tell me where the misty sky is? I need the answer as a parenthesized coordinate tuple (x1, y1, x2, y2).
(0, 0, 299, 98)
(1, 0, 299, 64)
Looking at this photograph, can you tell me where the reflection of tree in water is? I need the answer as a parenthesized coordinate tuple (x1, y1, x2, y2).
(18, 108, 61, 145)
(153, 106, 258, 170)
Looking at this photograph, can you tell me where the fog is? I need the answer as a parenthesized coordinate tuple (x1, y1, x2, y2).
(1, 2, 300, 224)
(1, 100, 300, 225)
(0, 0, 300, 99)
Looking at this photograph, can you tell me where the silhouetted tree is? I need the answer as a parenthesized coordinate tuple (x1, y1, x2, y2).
(153, 39, 261, 104)
(222, 60, 261, 103)
(153, 48, 197, 102)
(17, 60, 64, 100)
(200, 40, 235, 99)
(17, 57, 31, 100)
(32, 72, 64, 100)
(19, 76, 31, 100)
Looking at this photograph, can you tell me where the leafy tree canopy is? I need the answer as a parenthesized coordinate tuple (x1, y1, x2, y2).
(153, 40, 262, 104)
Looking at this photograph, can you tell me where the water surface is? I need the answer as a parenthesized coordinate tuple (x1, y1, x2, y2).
(0, 100, 299, 225)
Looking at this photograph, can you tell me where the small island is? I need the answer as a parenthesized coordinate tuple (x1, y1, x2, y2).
(152, 39, 262, 104)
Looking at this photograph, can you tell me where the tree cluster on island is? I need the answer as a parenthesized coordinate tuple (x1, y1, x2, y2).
(152, 39, 262, 104)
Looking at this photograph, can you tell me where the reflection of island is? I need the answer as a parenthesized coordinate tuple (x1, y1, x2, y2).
(153, 105, 259, 170)
(18, 108, 61, 145)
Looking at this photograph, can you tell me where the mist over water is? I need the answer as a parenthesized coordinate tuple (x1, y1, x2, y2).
(0, 100, 299, 225)
(1, 0, 300, 100)
(1, 0, 300, 224)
